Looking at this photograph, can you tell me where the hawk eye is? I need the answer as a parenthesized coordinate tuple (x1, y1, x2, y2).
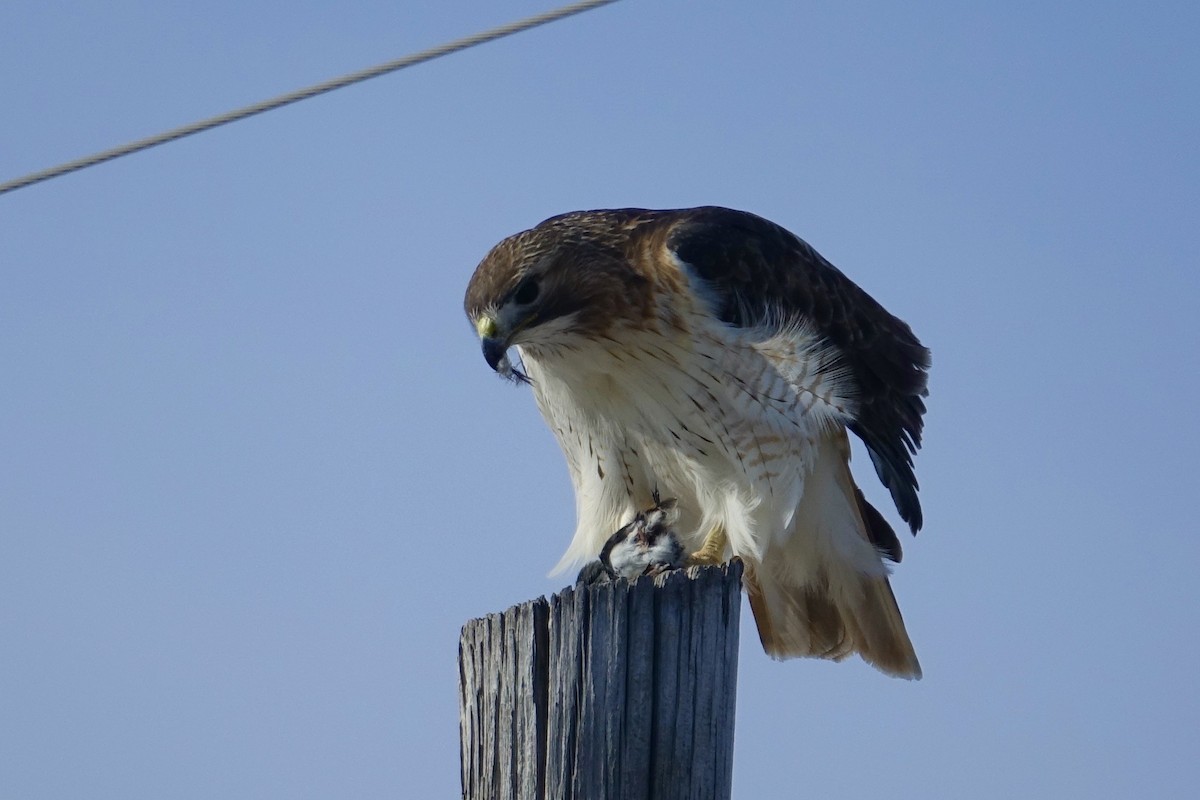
(513, 277, 540, 306)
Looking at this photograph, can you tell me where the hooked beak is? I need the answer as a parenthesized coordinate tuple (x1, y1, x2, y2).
(475, 312, 526, 381)
(481, 336, 509, 373)
(475, 311, 523, 381)
(475, 313, 508, 373)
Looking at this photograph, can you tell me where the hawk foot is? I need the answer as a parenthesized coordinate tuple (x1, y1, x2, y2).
(686, 525, 728, 566)
(642, 561, 674, 577)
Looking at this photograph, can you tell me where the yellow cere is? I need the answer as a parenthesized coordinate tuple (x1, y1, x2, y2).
(475, 314, 498, 340)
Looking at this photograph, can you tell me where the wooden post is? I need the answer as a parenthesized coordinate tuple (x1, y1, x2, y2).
(459, 561, 742, 800)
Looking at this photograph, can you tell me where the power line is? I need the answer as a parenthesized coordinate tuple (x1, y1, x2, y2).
(0, 0, 622, 197)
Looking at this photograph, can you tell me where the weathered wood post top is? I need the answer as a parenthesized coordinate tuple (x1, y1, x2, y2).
(459, 561, 743, 800)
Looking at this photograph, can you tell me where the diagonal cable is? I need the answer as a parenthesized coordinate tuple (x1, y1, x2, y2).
(0, 0, 622, 196)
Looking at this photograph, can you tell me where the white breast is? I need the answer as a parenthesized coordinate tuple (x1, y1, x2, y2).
(519, 313, 856, 575)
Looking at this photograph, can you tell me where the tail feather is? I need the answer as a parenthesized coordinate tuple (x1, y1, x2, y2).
(742, 431, 921, 679)
(745, 561, 921, 679)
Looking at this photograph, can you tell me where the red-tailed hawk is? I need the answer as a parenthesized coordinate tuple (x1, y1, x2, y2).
(464, 206, 930, 678)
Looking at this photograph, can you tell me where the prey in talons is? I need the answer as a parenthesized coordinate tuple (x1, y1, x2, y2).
(577, 492, 685, 585)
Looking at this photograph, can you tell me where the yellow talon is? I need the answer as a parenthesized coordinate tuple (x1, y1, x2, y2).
(687, 525, 728, 566)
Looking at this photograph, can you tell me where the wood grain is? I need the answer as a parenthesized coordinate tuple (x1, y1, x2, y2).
(459, 561, 742, 800)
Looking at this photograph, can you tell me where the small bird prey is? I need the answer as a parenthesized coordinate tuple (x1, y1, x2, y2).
(578, 493, 686, 584)
(465, 206, 930, 678)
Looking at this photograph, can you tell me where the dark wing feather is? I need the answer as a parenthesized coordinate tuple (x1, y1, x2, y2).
(665, 206, 930, 534)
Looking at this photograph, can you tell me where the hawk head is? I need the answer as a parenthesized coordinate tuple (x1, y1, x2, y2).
(463, 211, 658, 381)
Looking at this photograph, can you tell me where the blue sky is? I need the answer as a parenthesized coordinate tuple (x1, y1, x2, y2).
(2, 2, 1197, 797)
